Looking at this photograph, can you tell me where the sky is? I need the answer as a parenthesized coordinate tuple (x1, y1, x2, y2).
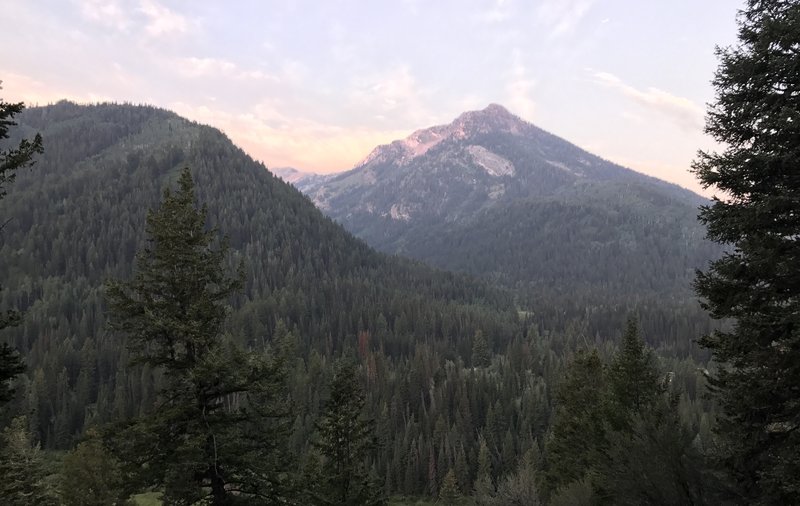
(3, 0, 742, 195)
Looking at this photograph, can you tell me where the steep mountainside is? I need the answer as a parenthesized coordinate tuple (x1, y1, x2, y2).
(299, 104, 719, 300)
(0, 101, 522, 445)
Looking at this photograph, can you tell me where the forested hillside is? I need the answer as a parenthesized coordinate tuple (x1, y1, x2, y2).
(298, 104, 721, 305)
(0, 101, 716, 504)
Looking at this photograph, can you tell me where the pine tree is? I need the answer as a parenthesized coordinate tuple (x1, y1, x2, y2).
(541, 350, 605, 497)
(106, 168, 296, 505)
(0, 94, 43, 409)
(312, 359, 384, 506)
(473, 436, 495, 504)
(0, 417, 58, 505)
(471, 330, 491, 368)
(605, 318, 663, 430)
(439, 468, 461, 505)
(692, 1, 800, 502)
(60, 430, 128, 506)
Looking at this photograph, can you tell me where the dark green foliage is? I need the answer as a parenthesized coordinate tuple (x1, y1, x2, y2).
(0, 96, 43, 198)
(601, 396, 708, 506)
(0, 95, 42, 410)
(488, 453, 540, 506)
(544, 322, 710, 505)
(438, 468, 461, 505)
(312, 360, 384, 505)
(605, 318, 663, 429)
(548, 478, 592, 506)
(471, 330, 490, 367)
(541, 350, 605, 496)
(0, 344, 24, 408)
(692, 1, 800, 503)
(106, 169, 295, 505)
(60, 430, 129, 506)
(0, 417, 58, 505)
(595, 320, 706, 505)
(0, 102, 722, 502)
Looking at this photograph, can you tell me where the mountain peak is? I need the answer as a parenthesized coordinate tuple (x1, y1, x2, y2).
(357, 104, 530, 167)
(452, 103, 528, 134)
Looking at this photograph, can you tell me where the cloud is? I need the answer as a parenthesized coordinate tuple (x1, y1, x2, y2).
(479, 0, 513, 23)
(76, 0, 190, 37)
(349, 66, 439, 126)
(170, 101, 409, 173)
(505, 50, 536, 120)
(592, 71, 704, 131)
(174, 57, 279, 82)
(536, 0, 595, 38)
(138, 0, 188, 36)
(0, 71, 115, 105)
(77, 0, 131, 31)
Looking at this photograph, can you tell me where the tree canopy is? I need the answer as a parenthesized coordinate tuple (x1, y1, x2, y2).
(693, 1, 800, 503)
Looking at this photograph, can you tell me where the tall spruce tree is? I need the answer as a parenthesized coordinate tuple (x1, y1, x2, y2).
(312, 360, 384, 506)
(0, 417, 58, 505)
(541, 349, 605, 498)
(106, 168, 296, 505)
(0, 95, 42, 409)
(692, 1, 800, 502)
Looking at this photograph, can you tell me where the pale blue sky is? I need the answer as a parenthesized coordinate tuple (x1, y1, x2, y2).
(3, 1, 740, 194)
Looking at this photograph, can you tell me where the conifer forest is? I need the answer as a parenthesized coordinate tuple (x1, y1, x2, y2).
(1, 1, 799, 504)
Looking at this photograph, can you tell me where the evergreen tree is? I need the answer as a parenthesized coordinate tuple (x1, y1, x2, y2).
(605, 318, 663, 430)
(439, 468, 461, 505)
(541, 350, 605, 497)
(60, 430, 129, 506)
(106, 168, 295, 505)
(0, 417, 58, 505)
(471, 330, 490, 368)
(598, 318, 710, 505)
(0, 94, 42, 409)
(473, 436, 495, 504)
(692, 1, 800, 502)
(312, 359, 384, 506)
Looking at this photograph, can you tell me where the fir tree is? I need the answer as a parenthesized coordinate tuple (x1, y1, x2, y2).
(471, 330, 491, 368)
(60, 430, 128, 506)
(0, 417, 58, 505)
(605, 318, 663, 430)
(692, 1, 800, 502)
(439, 468, 461, 505)
(541, 350, 605, 497)
(106, 168, 296, 505)
(0, 94, 42, 409)
(312, 359, 384, 506)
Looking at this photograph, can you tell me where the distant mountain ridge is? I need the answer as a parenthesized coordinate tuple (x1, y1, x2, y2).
(294, 104, 718, 301)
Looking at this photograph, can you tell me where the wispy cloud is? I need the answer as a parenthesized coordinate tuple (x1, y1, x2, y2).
(76, 0, 190, 37)
(479, 0, 513, 23)
(536, 0, 595, 38)
(170, 101, 409, 172)
(592, 71, 704, 131)
(138, 0, 189, 36)
(175, 57, 278, 82)
(77, 0, 131, 32)
(349, 66, 438, 126)
(505, 49, 536, 120)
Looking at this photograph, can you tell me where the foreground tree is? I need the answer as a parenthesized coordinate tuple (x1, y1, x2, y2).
(0, 417, 58, 505)
(107, 168, 295, 505)
(692, 1, 800, 502)
(60, 430, 129, 506)
(541, 350, 605, 497)
(312, 360, 384, 506)
(0, 94, 43, 409)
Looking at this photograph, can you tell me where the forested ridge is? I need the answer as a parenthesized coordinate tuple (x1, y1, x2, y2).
(0, 100, 720, 504)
